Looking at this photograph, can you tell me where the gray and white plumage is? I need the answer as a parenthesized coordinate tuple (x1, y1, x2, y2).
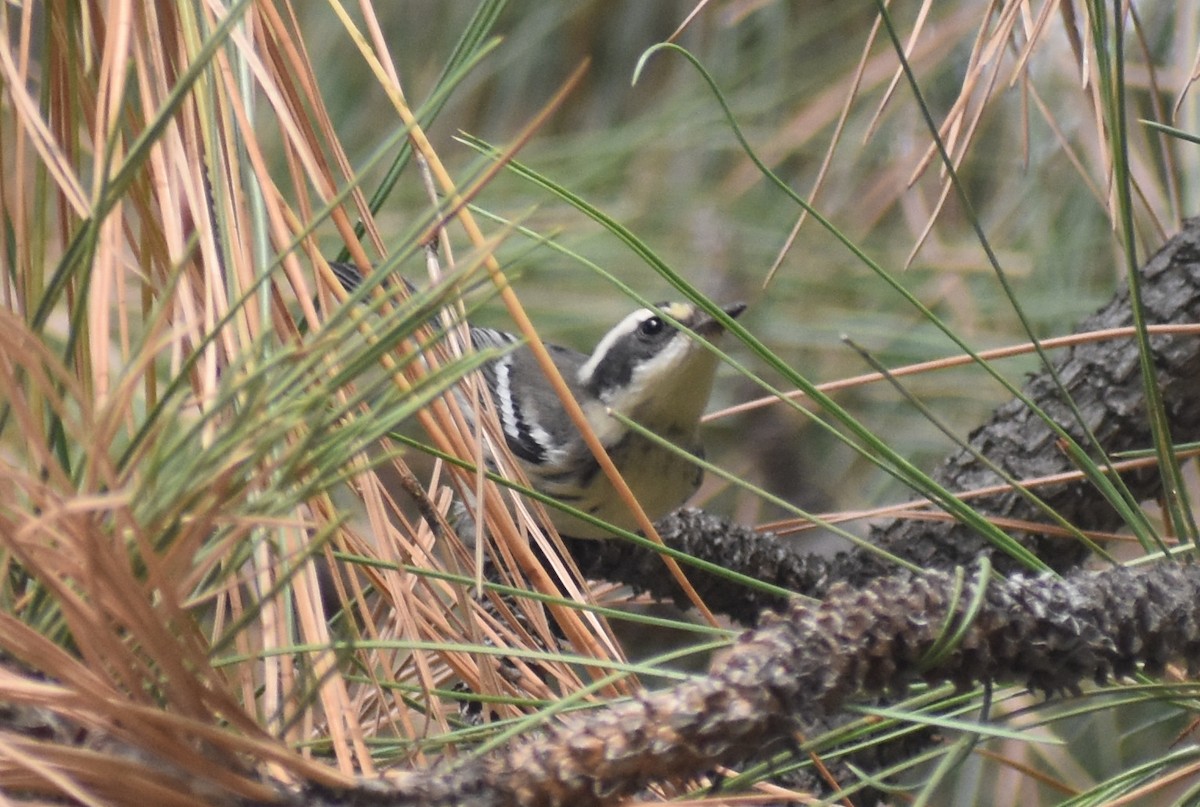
(328, 262, 743, 539)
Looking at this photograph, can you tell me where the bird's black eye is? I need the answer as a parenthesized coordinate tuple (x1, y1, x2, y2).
(638, 316, 664, 337)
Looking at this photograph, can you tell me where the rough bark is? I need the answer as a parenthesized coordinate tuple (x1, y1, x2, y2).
(870, 217, 1200, 573)
(295, 563, 1200, 807)
(10, 222, 1200, 806)
(565, 217, 1200, 613)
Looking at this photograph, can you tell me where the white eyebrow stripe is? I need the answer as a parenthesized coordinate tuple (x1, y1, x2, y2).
(576, 308, 654, 385)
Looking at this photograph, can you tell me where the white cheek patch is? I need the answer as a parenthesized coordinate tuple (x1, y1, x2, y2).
(602, 335, 692, 411)
(630, 336, 690, 385)
(577, 308, 654, 385)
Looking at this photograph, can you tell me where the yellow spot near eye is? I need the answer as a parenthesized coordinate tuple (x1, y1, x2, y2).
(662, 302, 692, 320)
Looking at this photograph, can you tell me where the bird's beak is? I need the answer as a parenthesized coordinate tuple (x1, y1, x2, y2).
(694, 302, 746, 337)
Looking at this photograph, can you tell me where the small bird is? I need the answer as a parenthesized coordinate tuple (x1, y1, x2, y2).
(329, 262, 744, 539)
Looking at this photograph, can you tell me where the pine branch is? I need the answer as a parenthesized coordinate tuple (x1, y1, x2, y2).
(299, 562, 1200, 807)
(22, 220, 1191, 807)
(564, 217, 1200, 618)
(870, 217, 1200, 573)
(16, 562, 1200, 805)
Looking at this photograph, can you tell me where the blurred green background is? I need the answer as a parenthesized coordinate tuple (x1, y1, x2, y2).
(293, 0, 1193, 533)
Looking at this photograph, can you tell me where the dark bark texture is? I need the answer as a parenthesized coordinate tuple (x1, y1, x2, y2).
(565, 217, 1200, 615)
(12, 221, 1200, 807)
(869, 218, 1200, 574)
(296, 563, 1200, 807)
(281, 218, 1200, 807)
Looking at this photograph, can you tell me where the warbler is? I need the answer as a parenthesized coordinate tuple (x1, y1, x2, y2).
(329, 262, 743, 539)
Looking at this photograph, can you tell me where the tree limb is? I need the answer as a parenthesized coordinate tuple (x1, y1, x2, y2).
(303, 563, 1200, 807)
(565, 217, 1200, 615)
